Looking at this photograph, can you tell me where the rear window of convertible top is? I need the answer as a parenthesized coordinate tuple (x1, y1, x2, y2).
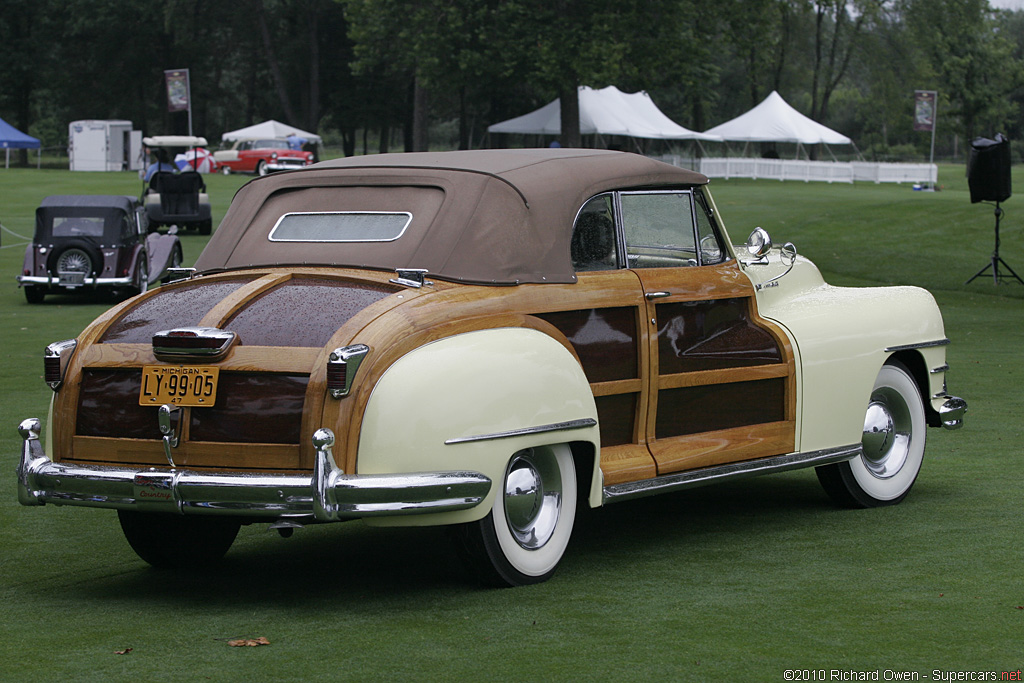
(268, 211, 412, 242)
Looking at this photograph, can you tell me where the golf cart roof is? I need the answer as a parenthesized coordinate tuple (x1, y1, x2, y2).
(143, 135, 208, 148)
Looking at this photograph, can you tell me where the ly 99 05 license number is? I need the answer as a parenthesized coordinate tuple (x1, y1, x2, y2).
(139, 365, 219, 407)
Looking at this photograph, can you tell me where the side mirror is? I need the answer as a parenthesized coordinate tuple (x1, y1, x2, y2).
(744, 227, 772, 264)
(780, 241, 797, 267)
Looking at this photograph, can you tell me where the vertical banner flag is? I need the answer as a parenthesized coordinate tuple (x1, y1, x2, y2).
(165, 69, 190, 113)
(913, 90, 937, 132)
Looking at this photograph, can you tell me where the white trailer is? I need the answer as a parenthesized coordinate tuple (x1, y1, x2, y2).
(68, 120, 143, 172)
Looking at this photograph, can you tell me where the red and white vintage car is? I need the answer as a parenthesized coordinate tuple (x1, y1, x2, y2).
(213, 138, 314, 176)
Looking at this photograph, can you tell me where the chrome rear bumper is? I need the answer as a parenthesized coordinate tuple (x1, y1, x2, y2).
(15, 418, 491, 522)
(17, 274, 134, 288)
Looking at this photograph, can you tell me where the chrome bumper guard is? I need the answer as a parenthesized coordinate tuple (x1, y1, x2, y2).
(938, 395, 967, 430)
(15, 419, 491, 521)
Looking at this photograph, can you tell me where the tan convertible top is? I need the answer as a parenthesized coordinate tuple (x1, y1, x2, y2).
(195, 148, 708, 285)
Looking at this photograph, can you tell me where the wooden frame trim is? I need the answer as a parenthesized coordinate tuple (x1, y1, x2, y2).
(80, 344, 321, 374)
(599, 443, 657, 485)
(71, 435, 302, 470)
(590, 378, 643, 397)
(199, 273, 292, 328)
(657, 363, 791, 390)
(649, 420, 796, 475)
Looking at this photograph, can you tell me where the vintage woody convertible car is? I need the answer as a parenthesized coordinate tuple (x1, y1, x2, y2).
(16, 149, 967, 586)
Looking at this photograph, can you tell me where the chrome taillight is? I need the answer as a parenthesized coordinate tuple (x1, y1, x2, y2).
(152, 327, 238, 360)
(327, 344, 369, 398)
(44, 339, 78, 390)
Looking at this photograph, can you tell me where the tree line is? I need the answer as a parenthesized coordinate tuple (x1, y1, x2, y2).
(2, 0, 1022, 164)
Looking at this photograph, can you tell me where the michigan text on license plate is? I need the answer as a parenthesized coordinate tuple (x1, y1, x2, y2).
(139, 366, 219, 407)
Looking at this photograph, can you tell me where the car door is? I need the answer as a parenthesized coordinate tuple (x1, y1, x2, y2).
(617, 188, 797, 476)
(236, 140, 258, 172)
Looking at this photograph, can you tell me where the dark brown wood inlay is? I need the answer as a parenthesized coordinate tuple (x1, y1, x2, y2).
(190, 373, 308, 445)
(536, 307, 638, 383)
(655, 378, 786, 438)
(594, 393, 638, 446)
(77, 369, 158, 439)
(656, 298, 782, 374)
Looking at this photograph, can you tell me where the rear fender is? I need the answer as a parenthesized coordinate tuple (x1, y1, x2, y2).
(145, 233, 181, 282)
(356, 327, 601, 527)
(21, 244, 35, 277)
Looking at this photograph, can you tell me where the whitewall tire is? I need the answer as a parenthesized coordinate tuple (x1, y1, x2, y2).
(817, 362, 926, 507)
(454, 444, 577, 586)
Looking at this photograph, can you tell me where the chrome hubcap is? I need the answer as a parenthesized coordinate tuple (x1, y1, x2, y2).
(861, 387, 911, 478)
(503, 448, 562, 550)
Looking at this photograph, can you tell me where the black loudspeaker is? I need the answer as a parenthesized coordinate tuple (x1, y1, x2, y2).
(967, 134, 1011, 204)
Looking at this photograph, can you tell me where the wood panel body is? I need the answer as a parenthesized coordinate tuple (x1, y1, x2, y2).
(52, 261, 796, 491)
(632, 265, 797, 476)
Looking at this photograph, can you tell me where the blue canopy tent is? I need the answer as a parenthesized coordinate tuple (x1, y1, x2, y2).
(1, 117, 41, 168)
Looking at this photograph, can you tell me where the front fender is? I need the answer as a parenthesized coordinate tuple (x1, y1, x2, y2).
(759, 280, 947, 451)
(356, 327, 600, 527)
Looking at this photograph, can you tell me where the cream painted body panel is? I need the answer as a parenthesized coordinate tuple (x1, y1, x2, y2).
(745, 255, 947, 452)
(356, 327, 601, 527)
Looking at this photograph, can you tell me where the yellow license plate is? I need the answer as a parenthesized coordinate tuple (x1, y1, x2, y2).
(139, 365, 219, 407)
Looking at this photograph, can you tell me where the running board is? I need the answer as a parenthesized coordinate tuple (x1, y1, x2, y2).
(602, 444, 862, 505)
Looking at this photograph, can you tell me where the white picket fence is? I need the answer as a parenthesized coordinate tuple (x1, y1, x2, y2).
(658, 155, 938, 185)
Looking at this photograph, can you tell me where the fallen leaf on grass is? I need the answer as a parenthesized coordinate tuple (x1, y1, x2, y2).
(114, 648, 133, 655)
(228, 637, 270, 647)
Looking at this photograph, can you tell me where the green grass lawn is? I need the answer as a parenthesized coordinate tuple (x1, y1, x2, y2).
(1, 164, 1021, 681)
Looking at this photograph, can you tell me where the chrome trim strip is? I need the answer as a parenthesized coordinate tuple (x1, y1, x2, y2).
(930, 364, 950, 374)
(16, 420, 491, 520)
(602, 444, 862, 505)
(885, 339, 950, 352)
(444, 418, 598, 445)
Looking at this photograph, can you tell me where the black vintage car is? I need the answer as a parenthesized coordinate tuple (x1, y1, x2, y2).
(17, 195, 183, 304)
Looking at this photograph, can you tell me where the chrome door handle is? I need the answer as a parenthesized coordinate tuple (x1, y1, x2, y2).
(645, 291, 670, 300)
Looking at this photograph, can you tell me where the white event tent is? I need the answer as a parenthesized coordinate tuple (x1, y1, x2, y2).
(488, 86, 720, 141)
(703, 91, 851, 157)
(221, 119, 322, 143)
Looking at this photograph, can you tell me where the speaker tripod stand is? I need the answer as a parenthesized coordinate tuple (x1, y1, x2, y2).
(966, 202, 1024, 285)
